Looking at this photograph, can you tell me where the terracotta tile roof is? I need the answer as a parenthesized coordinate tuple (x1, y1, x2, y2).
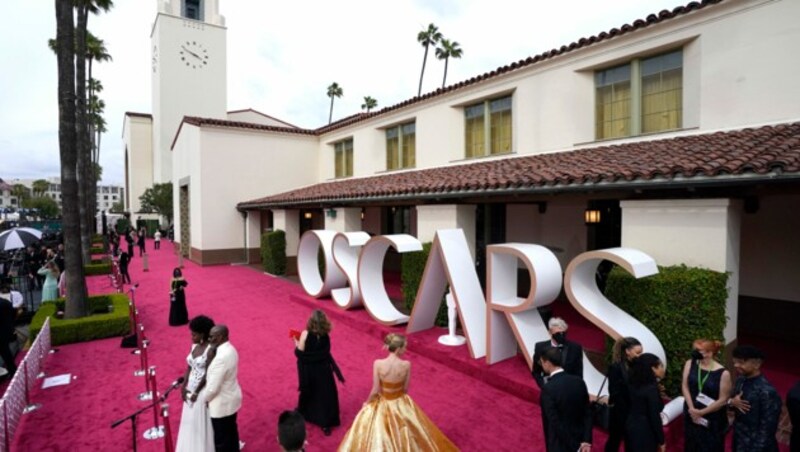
(170, 116, 317, 150)
(237, 122, 800, 209)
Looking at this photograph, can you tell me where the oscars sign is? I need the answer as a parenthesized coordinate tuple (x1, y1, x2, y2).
(298, 228, 667, 397)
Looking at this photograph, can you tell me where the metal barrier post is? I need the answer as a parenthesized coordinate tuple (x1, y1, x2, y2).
(161, 404, 174, 452)
(143, 367, 164, 440)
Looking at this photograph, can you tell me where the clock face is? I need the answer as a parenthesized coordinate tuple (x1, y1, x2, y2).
(179, 41, 209, 69)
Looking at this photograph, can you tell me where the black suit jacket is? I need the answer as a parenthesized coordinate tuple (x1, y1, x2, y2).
(0, 298, 16, 342)
(786, 381, 800, 452)
(532, 339, 584, 388)
(540, 371, 593, 452)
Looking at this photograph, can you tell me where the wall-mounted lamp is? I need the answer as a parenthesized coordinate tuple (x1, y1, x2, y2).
(326, 208, 337, 219)
(360, 209, 365, 221)
(303, 212, 313, 220)
(584, 209, 601, 224)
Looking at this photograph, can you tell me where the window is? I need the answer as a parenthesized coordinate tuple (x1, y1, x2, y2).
(465, 95, 512, 158)
(382, 207, 411, 235)
(386, 122, 416, 170)
(103, 195, 109, 200)
(595, 49, 682, 139)
(184, 0, 202, 20)
(334, 139, 353, 178)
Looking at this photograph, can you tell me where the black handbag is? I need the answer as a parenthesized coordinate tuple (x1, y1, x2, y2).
(591, 376, 611, 430)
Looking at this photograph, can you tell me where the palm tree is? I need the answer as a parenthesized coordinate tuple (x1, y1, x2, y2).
(32, 179, 50, 197)
(75, 1, 113, 261)
(11, 184, 29, 204)
(327, 82, 343, 124)
(417, 23, 442, 97)
(435, 39, 463, 88)
(361, 96, 378, 113)
(55, 0, 90, 318)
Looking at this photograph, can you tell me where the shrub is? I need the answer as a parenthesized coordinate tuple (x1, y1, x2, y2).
(84, 262, 112, 275)
(89, 246, 104, 255)
(29, 294, 131, 346)
(604, 264, 728, 395)
(401, 242, 448, 327)
(91, 234, 104, 244)
(261, 230, 287, 275)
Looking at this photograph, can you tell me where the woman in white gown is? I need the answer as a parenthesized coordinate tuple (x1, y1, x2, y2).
(175, 315, 216, 452)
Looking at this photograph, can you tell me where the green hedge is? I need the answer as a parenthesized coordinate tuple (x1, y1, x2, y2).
(89, 246, 104, 255)
(115, 218, 131, 233)
(605, 264, 728, 395)
(261, 230, 287, 275)
(29, 293, 131, 346)
(91, 234, 104, 244)
(401, 242, 448, 326)
(84, 262, 112, 275)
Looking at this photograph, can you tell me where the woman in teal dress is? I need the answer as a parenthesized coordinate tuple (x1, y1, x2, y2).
(38, 261, 60, 302)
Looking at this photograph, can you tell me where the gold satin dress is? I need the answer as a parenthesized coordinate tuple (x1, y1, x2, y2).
(338, 380, 459, 451)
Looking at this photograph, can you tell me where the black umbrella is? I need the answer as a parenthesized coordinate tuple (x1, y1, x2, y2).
(0, 227, 43, 251)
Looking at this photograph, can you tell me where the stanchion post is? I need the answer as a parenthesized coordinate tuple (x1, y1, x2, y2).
(150, 367, 159, 427)
(142, 253, 149, 272)
(161, 404, 174, 452)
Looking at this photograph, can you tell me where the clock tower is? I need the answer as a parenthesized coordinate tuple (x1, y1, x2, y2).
(151, 0, 227, 184)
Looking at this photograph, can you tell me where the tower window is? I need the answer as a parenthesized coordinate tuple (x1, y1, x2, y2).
(184, 0, 203, 21)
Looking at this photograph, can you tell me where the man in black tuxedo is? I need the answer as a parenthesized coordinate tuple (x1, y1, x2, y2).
(539, 347, 593, 452)
(0, 286, 17, 378)
(532, 317, 584, 388)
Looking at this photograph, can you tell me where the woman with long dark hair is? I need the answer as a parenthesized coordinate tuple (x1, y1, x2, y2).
(169, 267, 189, 326)
(625, 353, 666, 452)
(294, 309, 340, 436)
(605, 337, 642, 452)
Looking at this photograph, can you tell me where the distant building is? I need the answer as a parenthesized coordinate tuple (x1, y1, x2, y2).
(0, 178, 20, 209)
(7, 177, 124, 213)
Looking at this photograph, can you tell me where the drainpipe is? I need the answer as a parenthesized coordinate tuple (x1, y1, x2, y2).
(242, 210, 248, 264)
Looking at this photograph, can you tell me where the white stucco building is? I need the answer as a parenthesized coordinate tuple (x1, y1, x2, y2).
(6, 177, 123, 213)
(124, 0, 800, 347)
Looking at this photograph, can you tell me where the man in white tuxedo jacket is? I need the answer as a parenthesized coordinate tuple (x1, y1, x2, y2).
(206, 325, 243, 451)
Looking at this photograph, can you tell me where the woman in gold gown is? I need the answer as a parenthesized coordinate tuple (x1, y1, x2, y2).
(338, 333, 459, 452)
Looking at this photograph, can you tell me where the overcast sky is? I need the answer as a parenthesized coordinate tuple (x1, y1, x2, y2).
(0, 0, 682, 186)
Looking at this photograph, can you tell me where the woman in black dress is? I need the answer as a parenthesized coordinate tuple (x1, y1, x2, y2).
(606, 337, 642, 452)
(625, 353, 666, 452)
(681, 339, 731, 452)
(294, 309, 340, 436)
(169, 267, 189, 326)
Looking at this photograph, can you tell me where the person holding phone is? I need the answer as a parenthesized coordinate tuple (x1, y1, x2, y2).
(293, 309, 341, 436)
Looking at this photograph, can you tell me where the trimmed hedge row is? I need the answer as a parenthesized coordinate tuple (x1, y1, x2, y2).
(401, 242, 448, 327)
(29, 293, 131, 346)
(605, 264, 728, 395)
(89, 246, 104, 255)
(261, 230, 287, 275)
(84, 262, 112, 275)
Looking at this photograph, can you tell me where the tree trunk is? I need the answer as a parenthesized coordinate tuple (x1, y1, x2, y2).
(56, 0, 89, 319)
(418, 44, 429, 97)
(442, 57, 449, 88)
(75, 5, 92, 263)
(328, 96, 334, 124)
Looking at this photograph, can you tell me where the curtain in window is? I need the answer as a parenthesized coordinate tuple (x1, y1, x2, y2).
(490, 97, 512, 154)
(465, 104, 485, 158)
(641, 51, 682, 133)
(386, 128, 399, 170)
(344, 140, 353, 177)
(595, 65, 631, 139)
(401, 123, 416, 168)
(334, 143, 345, 178)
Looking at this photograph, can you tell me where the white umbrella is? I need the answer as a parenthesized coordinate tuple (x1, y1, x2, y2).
(0, 227, 43, 251)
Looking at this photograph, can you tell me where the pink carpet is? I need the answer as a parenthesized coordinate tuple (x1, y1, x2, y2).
(8, 241, 797, 451)
(10, 243, 549, 451)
